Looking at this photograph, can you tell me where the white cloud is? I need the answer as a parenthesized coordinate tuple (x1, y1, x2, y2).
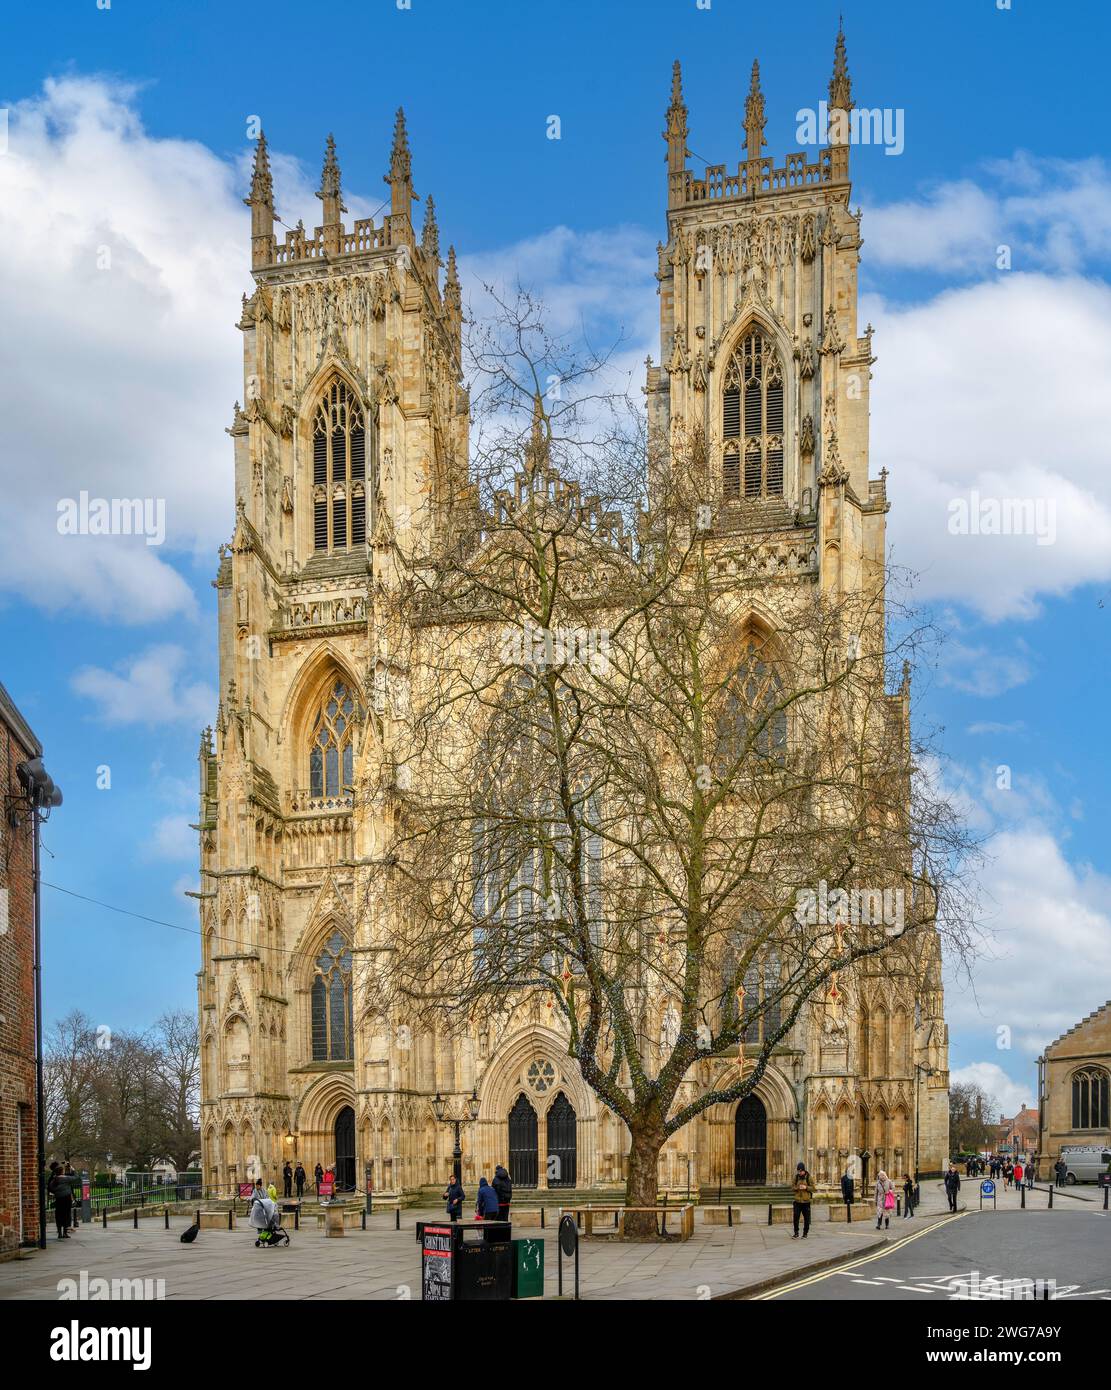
(869, 274, 1111, 620)
(945, 825, 1111, 1055)
(939, 640, 1033, 697)
(950, 1062, 1031, 1121)
(146, 815, 195, 862)
(864, 154, 1111, 276)
(72, 644, 214, 726)
(966, 721, 1026, 736)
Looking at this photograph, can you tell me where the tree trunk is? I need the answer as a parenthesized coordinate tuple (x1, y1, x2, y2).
(623, 1125, 665, 1241)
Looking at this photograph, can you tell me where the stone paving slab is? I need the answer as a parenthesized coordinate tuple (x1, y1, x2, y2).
(0, 1197, 969, 1302)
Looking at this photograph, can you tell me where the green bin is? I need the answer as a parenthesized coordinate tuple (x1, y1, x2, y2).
(511, 1237, 544, 1299)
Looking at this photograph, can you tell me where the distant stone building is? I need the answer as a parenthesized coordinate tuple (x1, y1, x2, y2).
(0, 683, 43, 1257)
(1037, 1000, 1111, 1178)
(197, 30, 949, 1201)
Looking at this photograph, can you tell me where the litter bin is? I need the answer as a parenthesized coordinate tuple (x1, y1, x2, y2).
(419, 1220, 513, 1301)
(511, 1237, 544, 1299)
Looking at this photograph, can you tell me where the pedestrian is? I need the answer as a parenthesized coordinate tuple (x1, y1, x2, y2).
(902, 1173, 915, 1218)
(475, 1176, 501, 1241)
(64, 1163, 79, 1229)
(840, 1166, 855, 1214)
(1054, 1158, 1066, 1188)
(267, 1178, 279, 1202)
(792, 1162, 813, 1239)
(874, 1170, 894, 1230)
(1013, 1160, 1024, 1188)
(282, 1161, 293, 1198)
(48, 1164, 74, 1240)
(944, 1164, 961, 1212)
(294, 1162, 306, 1198)
(492, 1164, 513, 1223)
(443, 1172, 465, 1223)
(314, 1162, 324, 1194)
(1004, 1161, 1013, 1189)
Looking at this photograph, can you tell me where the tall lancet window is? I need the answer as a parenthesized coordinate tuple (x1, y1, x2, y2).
(721, 329, 784, 501)
(311, 930, 353, 1061)
(312, 380, 367, 552)
(308, 679, 360, 804)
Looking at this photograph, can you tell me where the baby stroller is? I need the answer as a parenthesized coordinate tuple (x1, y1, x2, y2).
(248, 1193, 290, 1247)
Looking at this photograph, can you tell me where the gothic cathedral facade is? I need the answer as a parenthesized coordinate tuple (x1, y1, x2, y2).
(198, 35, 950, 1201)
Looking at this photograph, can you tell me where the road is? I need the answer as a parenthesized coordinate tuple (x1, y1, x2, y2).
(760, 1211, 1111, 1301)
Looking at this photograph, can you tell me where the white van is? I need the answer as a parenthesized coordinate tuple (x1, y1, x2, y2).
(1058, 1146, 1111, 1183)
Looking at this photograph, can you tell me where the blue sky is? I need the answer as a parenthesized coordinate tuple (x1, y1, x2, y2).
(2, 0, 1109, 1118)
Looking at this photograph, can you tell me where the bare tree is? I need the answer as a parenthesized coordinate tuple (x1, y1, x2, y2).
(364, 293, 979, 1238)
(153, 1010, 200, 1174)
(949, 1080, 998, 1155)
(43, 1010, 100, 1163)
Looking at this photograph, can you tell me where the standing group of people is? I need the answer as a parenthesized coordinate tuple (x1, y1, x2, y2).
(47, 1162, 81, 1240)
(443, 1164, 513, 1228)
(973, 1154, 1032, 1188)
(279, 1162, 314, 1198)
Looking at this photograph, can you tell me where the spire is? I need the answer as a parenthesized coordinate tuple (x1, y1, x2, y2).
(421, 193, 440, 266)
(443, 245, 461, 353)
(827, 23, 853, 179)
(444, 245, 460, 311)
(244, 132, 276, 269)
(744, 59, 766, 158)
(317, 134, 346, 224)
(526, 389, 549, 470)
(385, 107, 416, 230)
(829, 20, 852, 112)
(664, 59, 689, 207)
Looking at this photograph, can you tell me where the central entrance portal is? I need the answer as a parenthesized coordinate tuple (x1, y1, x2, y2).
(334, 1105, 356, 1191)
(734, 1095, 767, 1185)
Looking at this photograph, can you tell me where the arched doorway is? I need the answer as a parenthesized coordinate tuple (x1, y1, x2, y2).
(508, 1094, 538, 1188)
(546, 1092, 577, 1188)
(734, 1095, 767, 1184)
(334, 1106, 356, 1191)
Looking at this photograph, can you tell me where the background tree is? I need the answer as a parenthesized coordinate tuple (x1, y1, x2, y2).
(949, 1080, 999, 1155)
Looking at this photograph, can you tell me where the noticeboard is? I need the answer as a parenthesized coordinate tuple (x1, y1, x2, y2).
(238, 1182, 255, 1199)
(421, 1224, 454, 1301)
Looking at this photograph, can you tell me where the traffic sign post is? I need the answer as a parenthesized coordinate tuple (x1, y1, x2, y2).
(979, 1178, 997, 1210)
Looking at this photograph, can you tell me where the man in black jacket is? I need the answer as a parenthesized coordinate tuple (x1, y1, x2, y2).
(840, 1168, 855, 1213)
(944, 1165, 961, 1212)
(294, 1163, 306, 1198)
(492, 1165, 513, 1223)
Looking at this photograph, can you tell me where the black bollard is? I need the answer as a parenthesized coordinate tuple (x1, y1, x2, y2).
(1048, 1184, 1053, 1208)
(540, 1206, 545, 1229)
(395, 1208, 400, 1231)
(1104, 1184, 1108, 1211)
(133, 1208, 138, 1229)
(767, 1203, 773, 1226)
(102, 1207, 107, 1230)
(164, 1208, 169, 1230)
(294, 1207, 299, 1230)
(727, 1204, 732, 1228)
(1021, 1184, 1026, 1209)
(361, 1210, 366, 1231)
(228, 1208, 233, 1230)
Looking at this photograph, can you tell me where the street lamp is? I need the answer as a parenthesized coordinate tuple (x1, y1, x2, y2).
(431, 1089, 480, 1184)
(914, 1063, 935, 1183)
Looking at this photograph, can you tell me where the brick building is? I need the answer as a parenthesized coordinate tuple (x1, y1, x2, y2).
(0, 682, 43, 1257)
(995, 1103, 1038, 1158)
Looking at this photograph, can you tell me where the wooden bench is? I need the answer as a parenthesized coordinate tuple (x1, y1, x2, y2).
(560, 1204, 695, 1241)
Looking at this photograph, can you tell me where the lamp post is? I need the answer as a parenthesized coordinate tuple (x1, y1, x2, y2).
(914, 1063, 935, 1182)
(9, 757, 63, 1250)
(431, 1089, 480, 1185)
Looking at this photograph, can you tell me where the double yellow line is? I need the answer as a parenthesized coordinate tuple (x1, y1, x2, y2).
(753, 1211, 970, 1299)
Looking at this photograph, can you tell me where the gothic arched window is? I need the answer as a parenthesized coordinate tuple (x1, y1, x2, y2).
(308, 679, 360, 804)
(1071, 1067, 1109, 1130)
(311, 930, 353, 1061)
(721, 914, 784, 1045)
(716, 635, 787, 768)
(312, 380, 367, 552)
(721, 329, 784, 501)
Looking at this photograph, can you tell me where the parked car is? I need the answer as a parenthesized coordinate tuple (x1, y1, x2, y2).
(1058, 1147, 1111, 1183)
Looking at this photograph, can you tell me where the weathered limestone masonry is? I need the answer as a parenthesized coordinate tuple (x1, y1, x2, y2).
(198, 33, 949, 1204)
